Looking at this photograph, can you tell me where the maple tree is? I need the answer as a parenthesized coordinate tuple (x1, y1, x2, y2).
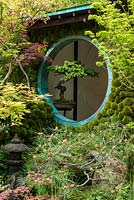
(0, 0, 62, 86)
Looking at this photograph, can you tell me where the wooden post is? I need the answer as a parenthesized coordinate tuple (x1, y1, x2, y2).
(73, 41, 78, 120)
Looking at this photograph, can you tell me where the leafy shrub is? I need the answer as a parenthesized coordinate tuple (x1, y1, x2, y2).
(0, 150, 8, 185)
(86, 0, 134, 126)
(0, 83, 54, 144)
(10, 100, 54, 144)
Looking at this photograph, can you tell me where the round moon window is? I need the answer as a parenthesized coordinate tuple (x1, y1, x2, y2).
(38, 35, 112, 126)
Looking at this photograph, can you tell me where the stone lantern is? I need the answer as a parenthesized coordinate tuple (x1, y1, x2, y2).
(3, 134, 29, 174)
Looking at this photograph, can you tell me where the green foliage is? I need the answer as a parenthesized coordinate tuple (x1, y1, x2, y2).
(0, 0, 63, 87)
(23, 119, 131, 199)
(48, 60, 99, 82)
(125, 139, 134, 199)
(122, 116, 133, 125)
(58, 0, 90, 9)
(0, 83, 29, 127)
(0, 83, 54, 144)
(0, 150, 8, 184)
(10, 101, 54, 144)
(0, 1, 134, 199)
(87, 0, 134, 125)
(111, 102, 118, 110)
(127, 122, 134, 130)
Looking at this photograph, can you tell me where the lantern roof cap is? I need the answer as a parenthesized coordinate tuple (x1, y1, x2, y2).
(2, 134, 29, 153)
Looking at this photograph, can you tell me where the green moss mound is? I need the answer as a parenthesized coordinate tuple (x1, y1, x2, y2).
(90, 70, 134, 126)
(10, 100, 54, 144)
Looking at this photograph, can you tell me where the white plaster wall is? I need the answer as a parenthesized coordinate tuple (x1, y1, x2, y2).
(48, 40, 108, 121)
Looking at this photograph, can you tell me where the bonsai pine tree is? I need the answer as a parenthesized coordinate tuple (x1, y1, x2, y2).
(48, 60, 99, 100)
(48, 60, 99, 81)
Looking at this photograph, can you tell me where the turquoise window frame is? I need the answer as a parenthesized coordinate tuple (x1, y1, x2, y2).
(38, 35, 112, 126)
